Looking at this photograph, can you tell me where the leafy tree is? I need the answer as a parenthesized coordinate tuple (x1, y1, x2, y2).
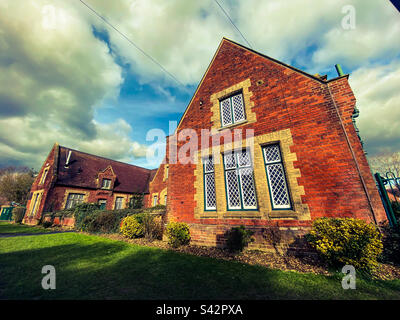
(0, 166, 36, 206)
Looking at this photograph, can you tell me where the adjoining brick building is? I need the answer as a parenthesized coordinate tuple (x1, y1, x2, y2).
(24, 38, 387, 251)
(149, 38, 387, 251)
(23, 143, 156, 225)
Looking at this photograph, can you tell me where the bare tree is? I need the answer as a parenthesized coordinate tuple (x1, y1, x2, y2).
(0, 166, 36, 205)
(369, 151, 400, 194)
(369, 152, 400, 176)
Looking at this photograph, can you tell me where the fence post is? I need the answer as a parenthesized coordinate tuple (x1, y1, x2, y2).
(375, 172, 398, 227)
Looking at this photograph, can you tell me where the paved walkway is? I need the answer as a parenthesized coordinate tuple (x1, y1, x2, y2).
(0, 230, 76, 238)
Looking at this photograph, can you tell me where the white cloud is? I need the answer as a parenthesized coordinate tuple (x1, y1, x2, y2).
(0, 0, 399, 170)
(349, 60, 400, 156)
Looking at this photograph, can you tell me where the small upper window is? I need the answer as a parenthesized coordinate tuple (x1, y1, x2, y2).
(101, 179, 111, 189)
(39, 168, 49, 185)
(220, 92, 246, 127)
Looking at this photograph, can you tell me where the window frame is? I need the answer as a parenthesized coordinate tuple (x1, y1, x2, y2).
(101, 178, 111, 189)
(262, 143, 292, 211)
(115, 197, 124, 210)
(203, 156, 217, 211)
(98, 199, 107, 210)
(65, 193, 85, 210)
(30, 193, 39, 216)
(153, 195, 158, 207)
(222, 150, 258, 211)
(219, 91, 246, 128)
(39, 167, 49, 185)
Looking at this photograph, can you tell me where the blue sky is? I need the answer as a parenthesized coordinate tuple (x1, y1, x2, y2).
(0, 0, 399, 170)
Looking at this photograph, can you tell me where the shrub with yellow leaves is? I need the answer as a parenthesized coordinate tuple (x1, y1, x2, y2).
(306, 217, 383, 271)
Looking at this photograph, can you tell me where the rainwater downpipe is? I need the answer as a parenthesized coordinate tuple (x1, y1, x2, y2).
(327, 64, 378, 227)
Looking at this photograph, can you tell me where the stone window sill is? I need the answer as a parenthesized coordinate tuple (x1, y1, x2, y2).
(217, 120, 248, 131)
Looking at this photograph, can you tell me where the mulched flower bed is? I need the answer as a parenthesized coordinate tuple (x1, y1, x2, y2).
(93, 233, 400, 280)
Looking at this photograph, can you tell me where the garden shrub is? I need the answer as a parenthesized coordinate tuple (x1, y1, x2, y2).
(391, 201, 400, 220)
(225, 225, 254, 253)
(120, 215, 144, 238)
(152, 204, 166, 209)
(71, 203, 166, 234)
(42, 221, 53, 228)
(380, 224, 400, 266)
(165, 222, 190, 248)
(73, 203, 101, 231)
(90, 211, 117, 233)
(129, 194, 144, 209)
(305, 217, 383, 270)
(141, 213, 163, 241)
(12, 207, 26, 223)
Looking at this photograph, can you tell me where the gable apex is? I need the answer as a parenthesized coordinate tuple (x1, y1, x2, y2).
(175, 37, 349, 134)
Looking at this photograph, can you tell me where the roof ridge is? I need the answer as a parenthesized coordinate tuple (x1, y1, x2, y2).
(222, 37, 349, 83)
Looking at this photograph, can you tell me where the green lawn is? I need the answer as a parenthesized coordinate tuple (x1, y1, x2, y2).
(0, 222, 399, 300)
(0, 221, 55, 235)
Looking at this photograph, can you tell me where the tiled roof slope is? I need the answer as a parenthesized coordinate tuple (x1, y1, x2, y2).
(55, 146, 153, 194)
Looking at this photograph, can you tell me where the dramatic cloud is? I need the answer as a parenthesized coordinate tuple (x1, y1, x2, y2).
(0, 0, 399, 170)
(349, 61, 400, 156)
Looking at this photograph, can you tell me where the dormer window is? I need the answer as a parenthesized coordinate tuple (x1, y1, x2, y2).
(220, 92, 246, 127)
(101, 178, 111, 189)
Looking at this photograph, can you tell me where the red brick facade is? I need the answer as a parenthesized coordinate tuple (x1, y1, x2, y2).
(160, 38, 386, 251)
(24, 144, 155, 225)
(23, 38, 387, 253)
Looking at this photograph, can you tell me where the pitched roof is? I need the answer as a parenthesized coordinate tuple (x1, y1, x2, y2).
(55, 146, 153, 194)
(175, 37, 349, 132)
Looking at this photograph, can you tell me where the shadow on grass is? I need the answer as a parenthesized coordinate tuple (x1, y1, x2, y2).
(0, 233, 399, 300)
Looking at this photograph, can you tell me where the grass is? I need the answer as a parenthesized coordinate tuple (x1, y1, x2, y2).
(0, 222, 399, 300)
(0, 221, 55, 234)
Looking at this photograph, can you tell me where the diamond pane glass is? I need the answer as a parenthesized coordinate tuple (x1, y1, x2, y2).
(232, 93, 245, 123)
(204, 157, 214, 173)
(263, 144, 281, 163)
(226, 170, 241, 209)
(205, 173, 216, 210)
(66, 193, 84, 209)
(224, 153, 236, 169)
(237, 149, 251, 167)
(239, 167, 257, 209)
(266, 163, 291, 209)
(220, 98, 232, 126)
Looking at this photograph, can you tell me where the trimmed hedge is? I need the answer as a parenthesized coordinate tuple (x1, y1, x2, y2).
(71, 203, 165, 234)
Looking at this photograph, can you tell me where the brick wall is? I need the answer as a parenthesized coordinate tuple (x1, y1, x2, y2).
(165, 39, 386, 250)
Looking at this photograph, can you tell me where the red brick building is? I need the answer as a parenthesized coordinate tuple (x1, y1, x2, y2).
(23, 143, 156, 225)
(151, 38, 387, 251)
(24, 38, 387, 252)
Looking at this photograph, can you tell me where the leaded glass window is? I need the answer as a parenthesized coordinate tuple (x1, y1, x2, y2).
(31, 193, 39, 215)
(65, 193, 84, 209)
(220, 92, 246, 127)
(262, 144, 292, 209)
(223, 150, 257, 210)
(101, 179, 111, 189)
(115, 197, 124, 210)
(203, 156, 216, 211)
